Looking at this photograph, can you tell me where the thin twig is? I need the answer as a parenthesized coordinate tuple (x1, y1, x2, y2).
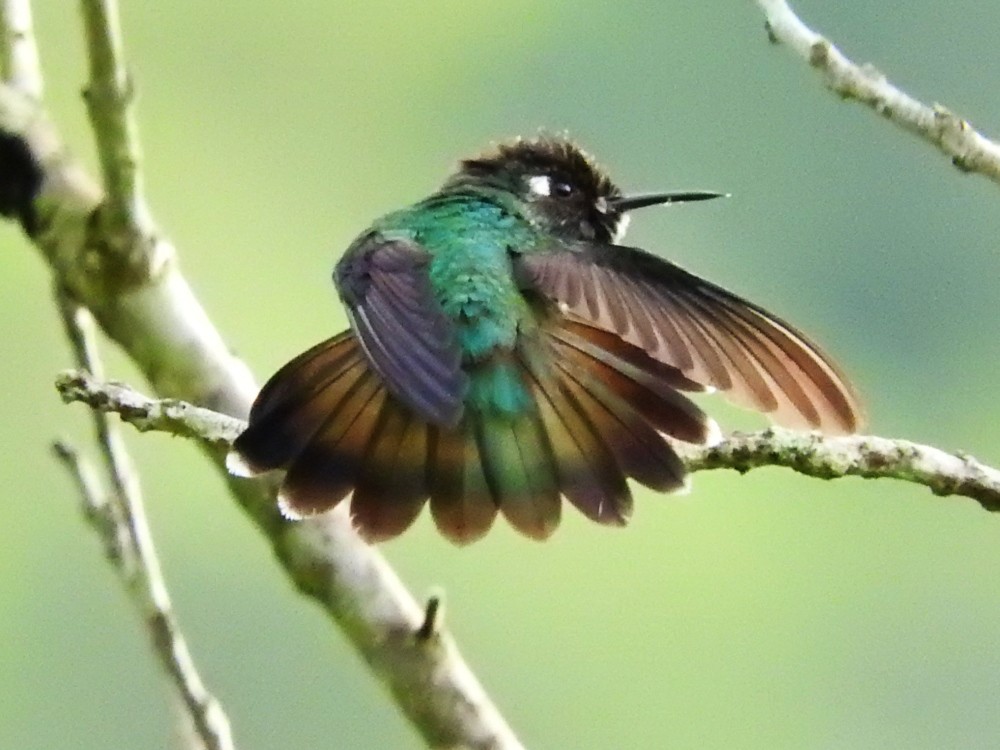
(56, 293, 137, 504)
(79, 0, 150, 246)
(55, 294, 236, 750)
(674, 429, 1000, 511)
(0, 0, 42, 99)
(54, 368, 245, 448)
(756, 0, 1000, 185)
(51, 439, 127, 564)
(55, 368, 1000, 517)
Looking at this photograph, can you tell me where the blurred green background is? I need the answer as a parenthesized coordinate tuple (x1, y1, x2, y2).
(4, 2, 1000, 748)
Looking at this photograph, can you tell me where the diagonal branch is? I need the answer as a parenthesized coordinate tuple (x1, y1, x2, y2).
(55, 296, 236, 750)
(755, 0, 1000, 186)
(55, 369, 1000, 515)
(0, 54, 522, 750)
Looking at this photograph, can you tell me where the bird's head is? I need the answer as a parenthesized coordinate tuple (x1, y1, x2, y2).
(446, 135, 725, 243)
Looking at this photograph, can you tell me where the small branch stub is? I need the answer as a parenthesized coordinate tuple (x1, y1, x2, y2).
(417, 591, 446, 642)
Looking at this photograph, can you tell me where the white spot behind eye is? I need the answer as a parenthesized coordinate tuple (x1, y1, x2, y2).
(528, 174, 551, 197)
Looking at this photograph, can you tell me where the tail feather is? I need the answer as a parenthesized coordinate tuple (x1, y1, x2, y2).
(553, 357, 688, 494)
(549, 322, 717, 444)
(476, 412, 561, 540)
(349, 400, 428, 541)
(428, 423, 497, 544)
(278, 368, 385, 517)
(232, 332, 362, 473)
(522, 351, 633, 525)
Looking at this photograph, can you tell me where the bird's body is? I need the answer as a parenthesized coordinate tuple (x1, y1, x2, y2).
(230, 136, 863, 543)
(379, 191, 539, 378)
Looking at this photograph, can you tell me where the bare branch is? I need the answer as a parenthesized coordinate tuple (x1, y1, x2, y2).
(675, 429, 1000, 511)
(56, 368, 1000, 521)
(56, 293, 138, 503)
(51, 439, 127, 564)
(55, 296, 236, 750)
(0, 0, 42, 99)
(756, 0, 1000, 185)
(80, 0, 148, 238)
(55, 368, 245, 448)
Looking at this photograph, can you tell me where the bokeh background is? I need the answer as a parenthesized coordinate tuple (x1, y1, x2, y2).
(4, 2, 1000, 748)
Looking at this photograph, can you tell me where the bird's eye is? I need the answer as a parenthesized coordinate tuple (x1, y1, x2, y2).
(527, 174, 575, 199)
(552, 181, 574, 198)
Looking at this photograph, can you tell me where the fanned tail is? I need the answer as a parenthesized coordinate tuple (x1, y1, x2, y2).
(229, 321, 719, 543)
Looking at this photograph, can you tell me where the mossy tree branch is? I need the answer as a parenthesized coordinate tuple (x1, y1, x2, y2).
(56, 369, 1000, 515)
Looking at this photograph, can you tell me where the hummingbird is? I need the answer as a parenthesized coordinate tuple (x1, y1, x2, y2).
(229, 135, 862, 544)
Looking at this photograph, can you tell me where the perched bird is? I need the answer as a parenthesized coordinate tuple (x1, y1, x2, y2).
(229, 135, 862, 544)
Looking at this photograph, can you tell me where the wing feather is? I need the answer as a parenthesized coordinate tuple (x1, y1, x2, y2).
(336, 235, 466, 426)
(518, 244, 862, 434)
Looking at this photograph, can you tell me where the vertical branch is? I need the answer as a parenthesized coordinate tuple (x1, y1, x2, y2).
(0, 0, 42, 99)
(79, 0, 149, 242)
(56, 291, 236, 750)
(57, 292, 137, 509)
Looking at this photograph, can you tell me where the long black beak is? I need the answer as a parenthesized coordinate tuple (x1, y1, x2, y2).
(609, 190, 728, 212)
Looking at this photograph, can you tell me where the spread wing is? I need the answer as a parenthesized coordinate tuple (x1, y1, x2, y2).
(335, 234, 466, 426)
(517, 243, 863, 434)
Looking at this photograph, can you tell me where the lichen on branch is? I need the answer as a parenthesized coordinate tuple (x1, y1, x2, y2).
(57, 369, 1000, 515)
